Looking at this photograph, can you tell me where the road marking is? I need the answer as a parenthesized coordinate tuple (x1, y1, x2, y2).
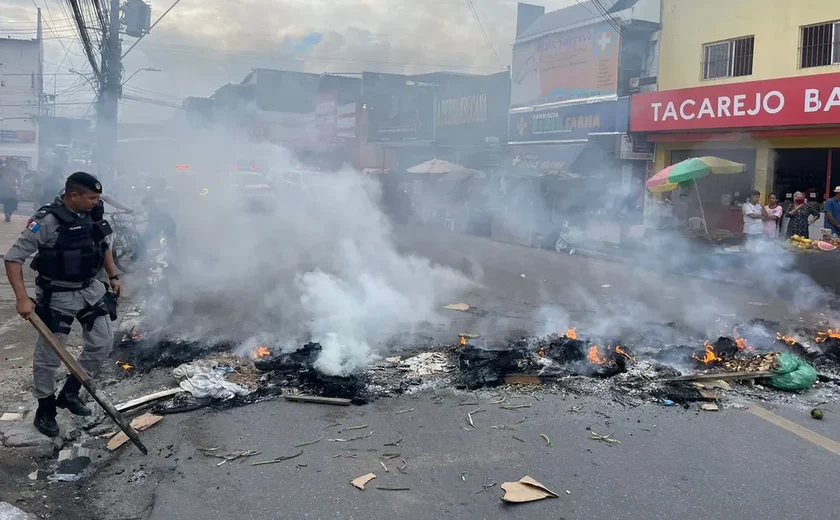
(748, 404, 840, 457)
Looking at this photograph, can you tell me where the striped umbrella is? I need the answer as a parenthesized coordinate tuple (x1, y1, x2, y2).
(646, 156, 746, 234)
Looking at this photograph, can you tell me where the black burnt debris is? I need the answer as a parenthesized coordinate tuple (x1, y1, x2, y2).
(107, 320, 840, 408)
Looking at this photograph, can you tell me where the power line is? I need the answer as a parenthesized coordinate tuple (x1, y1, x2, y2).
(463, 0, 504, 66)
(589, 0, 622, 34)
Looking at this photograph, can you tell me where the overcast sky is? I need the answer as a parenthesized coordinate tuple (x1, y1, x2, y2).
(1, 0, 577, 122)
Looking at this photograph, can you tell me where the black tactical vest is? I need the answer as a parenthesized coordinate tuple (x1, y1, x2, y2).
(32, 202, 112, 283)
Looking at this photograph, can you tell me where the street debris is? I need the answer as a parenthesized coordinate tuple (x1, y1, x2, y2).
(476, 475, 497, 494)
(383, 438, 403, 447)
(294, 437, 323, 448)
(115, 388, 183, 413)
(0, 412, 24, 421)
(284, 395, 351, 406)
(700, 403, 720, 412)
(0, 501, 36, 520)
(351, 472, 377, 490)
(500, 404, 532, 410)
(467, 407, 484, 427)
(107, 413, 162, 451)
(328, 430, 374, 442)
(52, 446, 93, 481)
(540, 433, 552, 447)
(343, 424, 368, 431)
(395, 408, 414, 414)
(767, 352, 818, 391)
(251, 449, 304, 466)
(379, 461, 388, 473)
(589, 431, 620, 444)
(500, 476, 559, 503)
(376, 486, 410, 491)
(173, 361, 254, 400)
(443, 303, 470, 311)
(811, 408, 825, 420)
(397, 352, 453, 376)
(511, 435, 525, 443)
(203, 450, 262, 466)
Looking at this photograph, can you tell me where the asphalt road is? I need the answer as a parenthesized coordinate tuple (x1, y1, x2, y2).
(74, 227, 838, 520)
(87, 392, 839, 520)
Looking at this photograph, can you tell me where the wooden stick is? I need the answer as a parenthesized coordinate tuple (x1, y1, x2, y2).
(663, 371, 775, 382)
(503, 373, 564, 385)
(115, 388, 182, 413)
(29, 313, 148, 455)
(284, 395, 351, 406)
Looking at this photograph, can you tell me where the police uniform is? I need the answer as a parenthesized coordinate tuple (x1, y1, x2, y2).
(4, 172, 117, 437)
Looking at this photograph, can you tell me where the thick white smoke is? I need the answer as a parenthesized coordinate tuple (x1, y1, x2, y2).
(126, 135, 468, 375)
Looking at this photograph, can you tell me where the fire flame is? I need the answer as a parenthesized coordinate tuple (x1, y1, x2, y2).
(459, 336, 467, 346)
(776, 332, 798, 345)
(252, 346, 271, 359)
(538, 346, 545, 358)
(587, 345, 607, 365)
(815, 329, 840, 343)
(732, 328, 756, 352)
(115, 360, 134, 371)
(615, 345, 634, 361)
(565, 328, 578, 340)
(692, 341, 722, 364)
(130, 330, 142, 340)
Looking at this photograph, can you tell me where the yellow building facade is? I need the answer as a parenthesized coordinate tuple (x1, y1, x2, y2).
(630, 0, 840, 232)
(658, 0, 840, 90)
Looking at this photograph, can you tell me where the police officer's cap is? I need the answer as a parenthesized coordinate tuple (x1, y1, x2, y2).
(66, 171, 102, 194)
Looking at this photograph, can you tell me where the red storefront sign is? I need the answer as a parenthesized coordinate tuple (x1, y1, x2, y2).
(630, 71, 840, 132)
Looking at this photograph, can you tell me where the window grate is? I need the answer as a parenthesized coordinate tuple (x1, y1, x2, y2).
(800, 21, 840, 68)
(702, 36, 754, 80)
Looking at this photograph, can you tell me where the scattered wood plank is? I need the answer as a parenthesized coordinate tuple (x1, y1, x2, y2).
(663, 371, 775, 383)
(697, 389, 718, 402)
(284, 395, 351, 406)
(107, 413, 162, 451)
(701, 403, 719, 412)
(503, 373, 565, 385)
(115, 388, 182, 413)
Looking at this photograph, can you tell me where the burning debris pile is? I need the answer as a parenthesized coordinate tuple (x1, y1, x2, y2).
(109, 315, 840, 410)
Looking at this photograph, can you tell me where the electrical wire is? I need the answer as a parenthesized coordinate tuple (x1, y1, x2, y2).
(589, 0, 622, 34)
(463, 0, 504, 66)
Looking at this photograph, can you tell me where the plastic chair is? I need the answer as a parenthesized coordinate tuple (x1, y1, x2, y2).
(688, 217, 706, 230)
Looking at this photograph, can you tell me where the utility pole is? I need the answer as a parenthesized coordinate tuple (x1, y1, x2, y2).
(94, 0, 122, 179)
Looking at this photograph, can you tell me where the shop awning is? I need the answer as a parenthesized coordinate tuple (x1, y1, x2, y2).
(501, 144, 585, 178)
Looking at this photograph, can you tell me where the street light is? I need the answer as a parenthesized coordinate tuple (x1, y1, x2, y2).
(121, 67, 161, 87)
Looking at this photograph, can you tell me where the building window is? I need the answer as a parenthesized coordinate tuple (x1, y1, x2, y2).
(702, 36, 754, 80)
(800, 21, 840, 68)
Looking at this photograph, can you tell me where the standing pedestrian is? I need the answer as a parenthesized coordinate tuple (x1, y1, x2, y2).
(763, 194, 783, 239)
(3, 172, 121, 437)
(0, 162, 20, 222)
(824, 186, 840, 237)
(742, 190, 766, 245)
(785, 191, 819, 239)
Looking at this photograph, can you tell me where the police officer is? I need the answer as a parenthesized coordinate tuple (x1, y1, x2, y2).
(4, 172, 121, 437)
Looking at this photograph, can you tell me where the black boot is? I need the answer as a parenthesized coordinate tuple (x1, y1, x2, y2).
(34, 396, 60, 437)
(56, 377, 92, 416)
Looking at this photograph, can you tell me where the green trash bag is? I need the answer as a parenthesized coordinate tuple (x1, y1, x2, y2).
(768, 352, 818, 391)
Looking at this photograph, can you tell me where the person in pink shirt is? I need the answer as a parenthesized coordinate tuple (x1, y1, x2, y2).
(763, 193, 783, 238)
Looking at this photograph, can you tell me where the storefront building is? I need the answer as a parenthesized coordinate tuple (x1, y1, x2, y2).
(500, 0, 660, 247)
(631, 0, 840, 232)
